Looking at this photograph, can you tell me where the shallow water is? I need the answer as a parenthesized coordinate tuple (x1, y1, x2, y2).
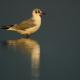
(0, 30, 80, 80)
(0, 0, 80, 80)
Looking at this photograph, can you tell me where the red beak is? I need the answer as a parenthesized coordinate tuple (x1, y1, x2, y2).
(42, 12, 46, 15)
(40, 12, 46, 17)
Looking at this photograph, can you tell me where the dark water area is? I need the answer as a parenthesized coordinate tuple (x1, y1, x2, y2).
(0, 0, 80, 80)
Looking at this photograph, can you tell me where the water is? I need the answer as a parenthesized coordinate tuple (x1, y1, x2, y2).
(0, 30, 80, 80)
(0, 35, 40, 80)
(0, 0, 80, 80)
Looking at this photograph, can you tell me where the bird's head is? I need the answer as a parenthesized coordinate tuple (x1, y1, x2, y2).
(32, 8, 45, 17)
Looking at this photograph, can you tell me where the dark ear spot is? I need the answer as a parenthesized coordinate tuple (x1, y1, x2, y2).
(35, 10, 37, 13)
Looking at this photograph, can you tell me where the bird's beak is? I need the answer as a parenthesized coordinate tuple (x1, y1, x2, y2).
(40, 12, 46, 17)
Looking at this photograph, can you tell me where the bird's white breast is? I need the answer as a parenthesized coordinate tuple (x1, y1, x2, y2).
(24, 16, 41, 34)
(34, 16, 41, 27)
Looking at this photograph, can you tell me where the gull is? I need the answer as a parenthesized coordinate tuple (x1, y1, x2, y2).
(0, 8, 45, 37)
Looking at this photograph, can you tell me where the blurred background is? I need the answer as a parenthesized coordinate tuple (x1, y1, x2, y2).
(0, 0, 80, 80)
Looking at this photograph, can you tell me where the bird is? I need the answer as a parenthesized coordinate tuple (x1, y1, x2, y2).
(0, 8, 45, 37)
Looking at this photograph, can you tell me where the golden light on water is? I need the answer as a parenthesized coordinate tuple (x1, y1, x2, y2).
(7, 38, 40, 80)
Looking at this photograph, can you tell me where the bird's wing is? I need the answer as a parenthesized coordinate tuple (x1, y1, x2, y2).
(0, 24, 14, 29)
(12, 18, 36, 30)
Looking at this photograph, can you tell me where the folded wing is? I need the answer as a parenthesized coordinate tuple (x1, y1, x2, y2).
(0, 24, 14, 29)
(12, 18, 36, 30)
(0, 18, 36, 30)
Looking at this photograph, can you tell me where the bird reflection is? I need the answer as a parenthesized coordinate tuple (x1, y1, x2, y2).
(7, 38, 40, 80)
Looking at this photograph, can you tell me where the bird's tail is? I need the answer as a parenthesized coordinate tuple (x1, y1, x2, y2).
(0, 24, 14, 29)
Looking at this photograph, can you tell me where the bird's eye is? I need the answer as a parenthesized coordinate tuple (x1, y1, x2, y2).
(38, 10, 40, 13)
(35, 11, 37, 13)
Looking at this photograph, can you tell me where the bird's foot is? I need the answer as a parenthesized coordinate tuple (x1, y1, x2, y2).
(22, 34, 30, 38)
(26, 34, 30, 38)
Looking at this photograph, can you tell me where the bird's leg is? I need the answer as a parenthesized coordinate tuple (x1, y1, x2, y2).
(22, 34, 31, 38)
(26, 34, 30, 38)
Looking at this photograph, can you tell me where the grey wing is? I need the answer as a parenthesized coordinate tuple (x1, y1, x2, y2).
(13, 18, 36, 30)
